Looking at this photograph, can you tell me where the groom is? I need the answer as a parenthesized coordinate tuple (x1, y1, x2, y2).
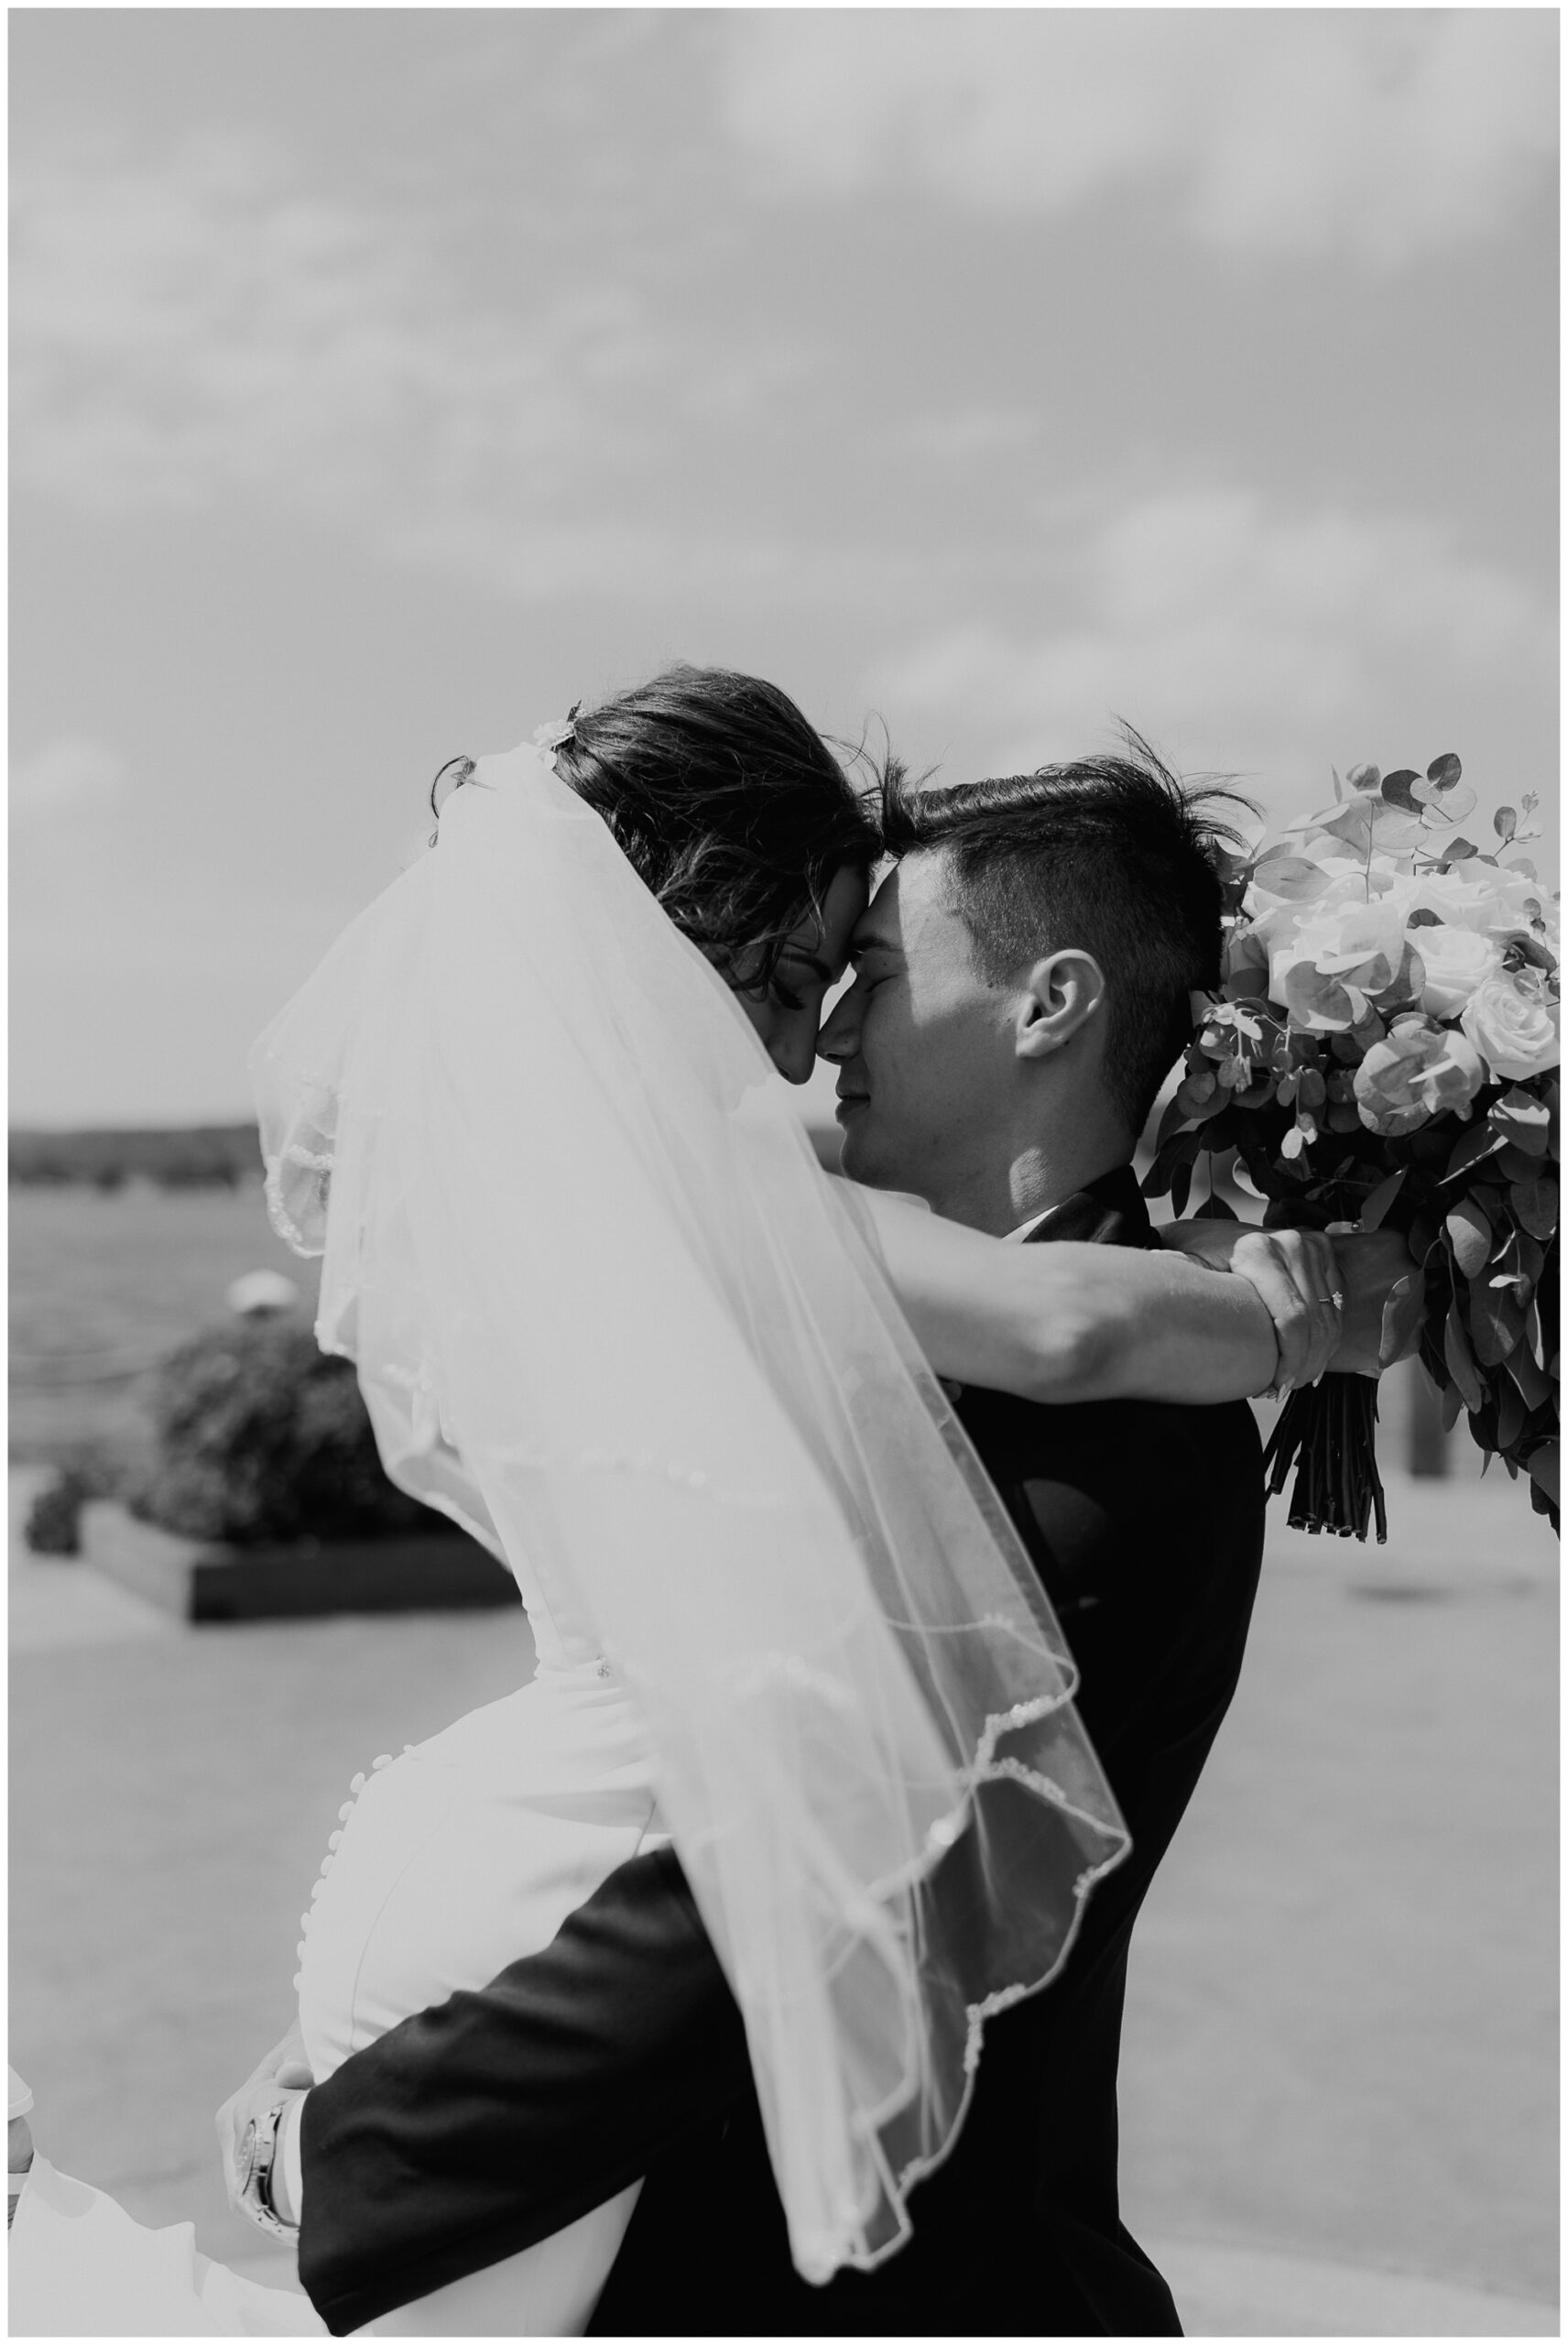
(244, 747, 1360, 2333)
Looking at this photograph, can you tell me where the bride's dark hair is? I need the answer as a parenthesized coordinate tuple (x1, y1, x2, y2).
(431, 665, 882, 1000)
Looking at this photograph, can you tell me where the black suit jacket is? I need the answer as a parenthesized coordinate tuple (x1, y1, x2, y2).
(298, 1167, 1265, 2336)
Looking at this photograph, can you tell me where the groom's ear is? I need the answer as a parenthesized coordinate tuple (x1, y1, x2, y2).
(1013, 949, 1108, 1061)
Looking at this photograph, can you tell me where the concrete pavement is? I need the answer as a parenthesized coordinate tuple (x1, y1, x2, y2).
(9, 1466, 1557, 2334)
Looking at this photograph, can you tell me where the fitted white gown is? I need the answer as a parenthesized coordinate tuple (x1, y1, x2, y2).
(295, 1563, 671, 2337)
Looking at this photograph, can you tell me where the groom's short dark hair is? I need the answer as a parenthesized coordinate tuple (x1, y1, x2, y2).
(882, 734, 1250, 1136)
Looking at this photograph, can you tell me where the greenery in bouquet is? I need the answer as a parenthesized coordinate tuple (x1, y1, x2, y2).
(130, 1315, 440, 1548)
(1146, 755, 1559, 1538)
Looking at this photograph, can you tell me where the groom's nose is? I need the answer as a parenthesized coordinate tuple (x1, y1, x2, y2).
(817, 984, 861, 1064)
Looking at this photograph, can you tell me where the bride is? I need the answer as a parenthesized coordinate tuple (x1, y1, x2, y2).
(11, 667, 1345, 2338)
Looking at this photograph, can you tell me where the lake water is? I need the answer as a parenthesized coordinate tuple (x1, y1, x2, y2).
(10, 1182, 321, 1459)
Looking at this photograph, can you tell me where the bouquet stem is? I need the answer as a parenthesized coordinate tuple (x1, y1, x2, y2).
(1262, 1373, 1388, 1544)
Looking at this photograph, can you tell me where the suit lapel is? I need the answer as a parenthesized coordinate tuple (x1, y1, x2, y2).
(1021, 1162, 1157, 1255)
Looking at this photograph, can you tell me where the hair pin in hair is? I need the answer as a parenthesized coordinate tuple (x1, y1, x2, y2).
(532, 702, 583, 771)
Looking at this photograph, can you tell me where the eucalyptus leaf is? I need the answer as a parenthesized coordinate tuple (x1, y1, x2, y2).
(1507, 1346, 1552, 1411)
(1154, 1091, 1194, 1151)
(1497, 928, 1557, 976)
(1511, 1228, 1545, 1286)
(1249, 856, 1333, 902)
(1181, 1084, 1232, 1127)
(1314, 802, 1377, 852)
(1377, 1271, 1425, 1369)
(1525, 1445, 1559, 1500)
(1508, 1178, 1559, 1240)
(1494, 805, 1518, 842)
(1284, 961, 1356, 1030)
(1359, 1169, 1407, 1230)
(1490, 1088, 1552, 1157)
(1439, 838, 1479, 865)
(1443, 1300, 1486, 1413)
(1497, 1379, 1528, 1454)
(1497, 1141, 1548, 1183)
(1444, 1196, 1493, 1280)
(1142, 1120, 1204, 1199)
(1380, 769, 1422, 812)
(1318, 799, 1426, 856)
(1284, 804, 1346, 834)
(1416, 782, 1478, 826)
(1471, 1284, 1525, 1369)
(1443, 1121, 1507, 1183)
(1345, 762, 1382, 793)
(1426, 752, 1463, 789)
(1373, 804, 1430, 848)
(1525, 1296, 1546, 1373)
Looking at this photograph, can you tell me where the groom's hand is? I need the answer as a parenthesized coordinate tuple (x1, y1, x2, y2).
(216, 2023, 313, 2219)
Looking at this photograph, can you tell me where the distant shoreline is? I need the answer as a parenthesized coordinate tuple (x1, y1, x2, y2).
(9, 1126, 262, 1190)
(10, 1120, 845, 1185)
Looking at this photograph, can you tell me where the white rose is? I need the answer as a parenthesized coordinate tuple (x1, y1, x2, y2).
(1365, 868, 1426, 921)
(1460, 971, 1562, 1082)
(1416, 923, 1505, 1020)
(1266, 898, 1410, 1007)
(1414, 861, 1552, 941)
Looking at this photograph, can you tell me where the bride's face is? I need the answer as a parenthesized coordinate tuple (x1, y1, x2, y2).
(734, 863, 869, 1084)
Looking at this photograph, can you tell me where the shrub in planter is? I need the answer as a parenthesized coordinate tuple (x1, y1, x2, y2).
(128, 1316, 438, 1548)
(23, 1447, 123, 1557)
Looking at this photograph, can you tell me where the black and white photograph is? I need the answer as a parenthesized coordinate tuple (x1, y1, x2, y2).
(9, 8, 1559, 2339)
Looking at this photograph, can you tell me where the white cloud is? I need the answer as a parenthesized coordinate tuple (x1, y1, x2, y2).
(9, 125, 877, 609)
(10, 736, 129, 819)
(716, 12, 1555, 265)
(10, 130, 670, 533)
(865, 490, 1556, 811)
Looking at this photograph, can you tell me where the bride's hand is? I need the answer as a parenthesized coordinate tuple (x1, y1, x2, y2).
(1161, 1218, 1344, 1391)
(216, 2023, 313, 2215)
(1162, 1218, 1417, 1388)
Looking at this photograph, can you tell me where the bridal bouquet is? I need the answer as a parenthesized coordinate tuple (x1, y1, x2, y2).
(1147, 755, 1559, 1541)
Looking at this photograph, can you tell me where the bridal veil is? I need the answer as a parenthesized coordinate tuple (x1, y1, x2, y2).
(252, 742, 1128, 2284)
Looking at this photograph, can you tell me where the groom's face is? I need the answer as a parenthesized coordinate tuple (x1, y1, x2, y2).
(818, 852, 1018, 1196)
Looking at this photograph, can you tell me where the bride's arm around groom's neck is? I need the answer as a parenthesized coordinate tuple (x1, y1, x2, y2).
(836, 1183, 1334, 1404)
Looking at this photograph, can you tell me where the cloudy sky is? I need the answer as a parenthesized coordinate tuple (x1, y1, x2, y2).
(11, 7, 1558, 1124)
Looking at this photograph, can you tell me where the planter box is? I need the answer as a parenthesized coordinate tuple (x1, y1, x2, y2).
(80, 1500, 519, 1624)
